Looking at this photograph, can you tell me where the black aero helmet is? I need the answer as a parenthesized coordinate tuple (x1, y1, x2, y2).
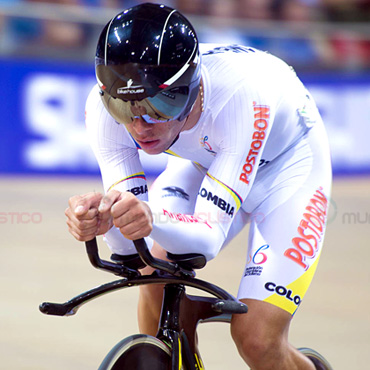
(95, 3, 201, 124)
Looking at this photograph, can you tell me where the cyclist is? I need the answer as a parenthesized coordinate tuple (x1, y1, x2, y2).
(65, 3, 332, 369)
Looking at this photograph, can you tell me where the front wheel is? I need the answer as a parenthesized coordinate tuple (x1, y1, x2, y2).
(99, 334, 172, 370)
(298, 347, 333, 370)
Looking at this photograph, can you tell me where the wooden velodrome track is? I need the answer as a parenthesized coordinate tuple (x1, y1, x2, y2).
(1, 176, 369, 369)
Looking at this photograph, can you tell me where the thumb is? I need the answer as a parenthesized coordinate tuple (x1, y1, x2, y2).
(98, 189, 122, 213)
(71, 192, 103, 216)
(74, 204, 87, 215)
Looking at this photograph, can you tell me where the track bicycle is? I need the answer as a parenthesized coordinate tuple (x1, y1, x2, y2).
(39, 237, 333, 369)
(39, 237, 248, 369)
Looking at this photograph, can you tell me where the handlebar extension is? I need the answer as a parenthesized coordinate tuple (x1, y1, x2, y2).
(212, 299, 248, 314)
(85, 238, 140, 278)
(86, 237, 195, 278)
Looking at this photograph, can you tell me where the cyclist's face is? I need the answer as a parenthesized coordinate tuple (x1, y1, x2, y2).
(124, 117, 186, 155)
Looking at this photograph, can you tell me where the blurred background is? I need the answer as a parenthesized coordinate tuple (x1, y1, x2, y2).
(1, 1, 369, 369)
(1, 0, 370, 175)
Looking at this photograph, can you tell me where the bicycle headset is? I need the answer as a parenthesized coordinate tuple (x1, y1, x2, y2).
(95, 3, 201, 125)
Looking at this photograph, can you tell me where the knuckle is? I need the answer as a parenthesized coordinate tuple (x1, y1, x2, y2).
(130, 209, 141, 220)
(88, 207, 98, 217)
(113, 217, 121, 229)
(66, 219, 73, 230)
(110, 206, 119, 218)
(76, 234, 88, 242)
(123, 192, 136, 204)
(69, 195, 81, 205)
(76, 219, 86, 229)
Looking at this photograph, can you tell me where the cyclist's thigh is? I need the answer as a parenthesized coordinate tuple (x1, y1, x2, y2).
(238, 122, 332, 315)
(149, 156, 205, 214)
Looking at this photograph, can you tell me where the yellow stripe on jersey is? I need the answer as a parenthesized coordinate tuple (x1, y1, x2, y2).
(164, 149, 203, 169)
(264, 252, 321, 315)
(164, 149, 182, 158)
(107, 172, 146, 192)
(206, 172, 243, 210)
(164, 151, 243, 210)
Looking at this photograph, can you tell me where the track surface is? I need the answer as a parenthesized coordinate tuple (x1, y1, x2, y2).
(1, 176, 369, 369)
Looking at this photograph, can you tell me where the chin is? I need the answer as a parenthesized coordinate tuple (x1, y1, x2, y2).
(141, 147, 164, 155)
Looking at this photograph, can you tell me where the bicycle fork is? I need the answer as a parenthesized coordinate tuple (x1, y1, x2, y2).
(156, 284, 204, 370)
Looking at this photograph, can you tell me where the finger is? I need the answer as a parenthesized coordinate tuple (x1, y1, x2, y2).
(68, 215, 99, 231)
(69, 192, 103, 216)
(99, 190, 122, 213)
(66, 217, 98, 241)
(114, 206, 152, 236)
(66, 216, 99, 235)
(66, 206, 98, 222)
(65, 207, 100, 241)
(96, 217, 113, 235)
(78, 207, 99, 220)
(113, 206, 142, 229)
(67, 226, 97, 242)
(98, 207, 114, 223)
(110, 192, 137, 218)
(74, 205, 86, 216)
(119, 219, 153, 240)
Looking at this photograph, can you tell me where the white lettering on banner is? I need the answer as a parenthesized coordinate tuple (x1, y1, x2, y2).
(20, 75, 370, 174)
(24, 74, 98, 170)
(23, 73, 168, 175)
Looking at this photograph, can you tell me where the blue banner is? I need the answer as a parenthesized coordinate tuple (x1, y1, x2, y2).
(1, 57, 97, 174)
(1, 57, 370, 176)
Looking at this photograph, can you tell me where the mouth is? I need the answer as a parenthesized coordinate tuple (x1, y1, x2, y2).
(136, 139, 161, 150)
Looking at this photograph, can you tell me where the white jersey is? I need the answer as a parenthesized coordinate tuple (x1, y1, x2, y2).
(86, 44, 319, 259)
(85, 44, 332, 314)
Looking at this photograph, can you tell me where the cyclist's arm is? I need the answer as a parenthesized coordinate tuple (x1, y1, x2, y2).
(85, 85, 153, 255)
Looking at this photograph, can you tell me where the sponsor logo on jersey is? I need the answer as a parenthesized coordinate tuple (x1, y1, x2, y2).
(284, 187, 328, 270)
(162, 186, 189, 201)
(264, 282, 302, 306)
(163, 209, 212, 229)
(239, 103, 270, 185)
(198, 188, 234, 217)
(203, 45, 256, 55)
(259, 159, 270, 167)
(244, 244, 269, 276)
(248, 244, 270, 265)
(244, 266, 263, 277)
(127, 185, 148, 196)
(117, 79, 145, 95)
(200, 136, 217, 156)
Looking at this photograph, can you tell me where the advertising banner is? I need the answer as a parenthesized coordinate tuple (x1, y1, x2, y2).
(1, 57, 369, 176)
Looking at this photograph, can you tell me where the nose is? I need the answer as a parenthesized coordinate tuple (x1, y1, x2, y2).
(132, 117, 153, 135)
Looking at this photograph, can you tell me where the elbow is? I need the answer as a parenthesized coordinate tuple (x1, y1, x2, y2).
(204, 249, 218, 262)
(198, 235, 223, 262)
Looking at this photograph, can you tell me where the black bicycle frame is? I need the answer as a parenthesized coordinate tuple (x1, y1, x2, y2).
(40, 238, 248, 369)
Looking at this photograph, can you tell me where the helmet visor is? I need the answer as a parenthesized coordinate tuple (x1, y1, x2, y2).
(100, 87, 189, 124)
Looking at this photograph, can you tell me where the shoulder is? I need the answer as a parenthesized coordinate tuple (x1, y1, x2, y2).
(200, 43, 293, 81)
(199, 45, 271, 118)
(200, 44, 299, 110)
